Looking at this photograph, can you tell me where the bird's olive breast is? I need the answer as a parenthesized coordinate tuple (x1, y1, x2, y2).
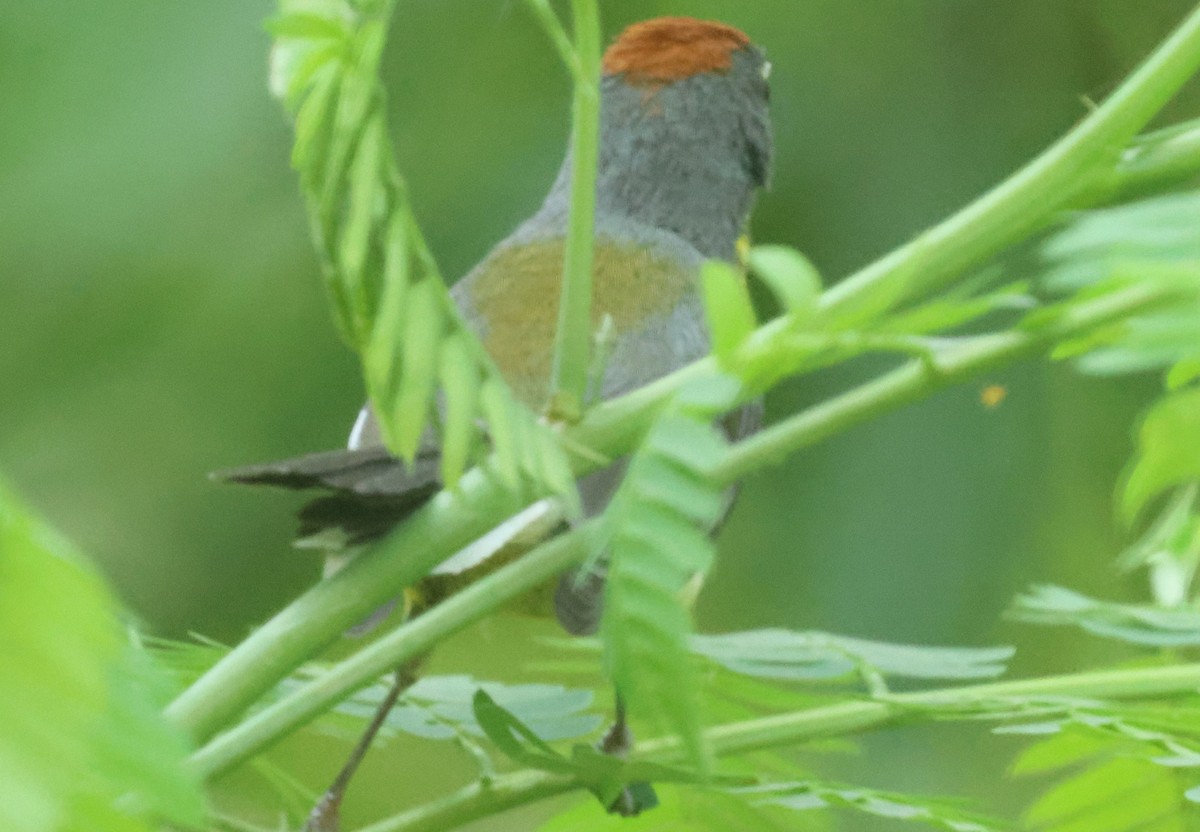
(455, 238, 702, 408)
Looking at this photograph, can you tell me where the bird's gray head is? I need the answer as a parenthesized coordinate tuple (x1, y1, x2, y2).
(539, 17, 774, 262)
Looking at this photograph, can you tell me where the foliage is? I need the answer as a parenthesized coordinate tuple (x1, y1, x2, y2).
(13, 2, 1200, 831)
(186, 2, 1200, 828)
(1001, 706, 1200, 831)
(268, 0, 575, 504)
(0, 481, 206, 832)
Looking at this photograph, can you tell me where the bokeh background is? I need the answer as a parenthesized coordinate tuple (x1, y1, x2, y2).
(3, 1, 1197, 828)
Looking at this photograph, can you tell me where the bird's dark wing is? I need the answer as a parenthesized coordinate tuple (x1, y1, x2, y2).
(213, 445, 442, 545)
(212, 446, 440, 495)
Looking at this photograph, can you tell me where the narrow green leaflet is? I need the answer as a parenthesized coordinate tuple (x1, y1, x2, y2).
(600, 375, 742, 771)
(701, 261, 758, 364)
(749, 781, 1007, 832)
(357, 675, 600, 743)
(268, 0, 576, 503)
(692, 630, 1013, 683)
(150, 638, 602, 747)
(1009, 585, 1200, 647)
(877, 278, 1035, 338)
(747, 246, 822, 320)
(0, 481, 206, 832)
(1117, 484, 1200, 607)
(1005, 712, 1200, 832)
(472, 692, 708, 810)
(1035, 190, 1200, 384)
(1040, 190, 1200, 292)
(1122, 388, 1200, 525)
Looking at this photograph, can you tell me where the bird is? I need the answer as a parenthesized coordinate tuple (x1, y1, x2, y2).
(219, 15, 773, 829)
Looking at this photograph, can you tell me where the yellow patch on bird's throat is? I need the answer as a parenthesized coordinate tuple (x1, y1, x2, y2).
(466, 240, 694, 406)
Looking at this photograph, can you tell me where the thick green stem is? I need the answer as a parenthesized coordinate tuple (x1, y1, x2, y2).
(186, 525, 593, 778)
(1104, 118, 1200, 199)
(165, 476, 525, 742)
(548, 0, 602, 421)
(714, 281, 1170, 486)
(361, 662, 1200, 832)
(819, 2, 1200, 324)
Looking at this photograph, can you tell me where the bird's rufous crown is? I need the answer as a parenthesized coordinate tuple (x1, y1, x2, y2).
(602, 17, 752, 85)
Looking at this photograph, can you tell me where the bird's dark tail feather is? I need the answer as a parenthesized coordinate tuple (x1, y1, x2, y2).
(212, 445, 442, 545)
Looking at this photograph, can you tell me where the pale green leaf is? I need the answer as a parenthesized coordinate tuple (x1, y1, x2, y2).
(693, 630, 1012, 683)
(747, 245, 822, 318)
(437, 333, 481, 489)
(701, 260, 757, 364)
(600, 376, 744, 771)
(751, 781, 1006, 831)
(389, 278, 444, 459)
(1009, 585, 1200, 647)
(1122, 389, 1200, 525)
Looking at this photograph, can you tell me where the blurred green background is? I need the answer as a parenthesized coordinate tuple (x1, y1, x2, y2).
(3, 1, 1197, 828)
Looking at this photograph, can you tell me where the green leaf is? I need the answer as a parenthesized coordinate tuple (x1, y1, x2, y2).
(0, 481, 206, 832)
(1023, 754, 1195, 831)
(269, 0, 576, 510)
(692, 630, 1013, 683)
(701, 261, 757, 364)
(438, 333, 482, 489)
(1002, 705, 1200, 830)
(471, 690, 574, 772)
(389, 278, 444, 459)
(1122, 389, 1200, 525)
(1008, 585, 1200, 647)
(1116, 485, 1200, 607)
(1034, 191, 1200, 385)
(753, 781, 1007, 831)
(881, 280, 1035, 337)
(470, 691, 704, 811)
(1168, 357, 1200, 390)
(747, 245, 822, 319)
(601, 377, 736, 771)
(394, 677, 598, 744)
(265, 11, 350, 41)
(538, 784, 809, 832)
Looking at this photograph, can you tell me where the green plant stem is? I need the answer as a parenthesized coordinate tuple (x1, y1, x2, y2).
(714, 281, 1169, 486)
(1105, 118, 1200, 199)
(359, 662, 1200, 832)
(818, 2, 1200, 324)
(186, 525, 593, 778)
(523, 0, 583, 81)
(572, 22, 1200, 461)
(183, 279, 1170, 778)
(165, 477, 526, 742)
(548, 0, 602, 421)
(169, 2, 1200, 757)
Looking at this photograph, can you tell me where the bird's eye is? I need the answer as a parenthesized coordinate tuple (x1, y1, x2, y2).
(761, 61, 773, 81)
